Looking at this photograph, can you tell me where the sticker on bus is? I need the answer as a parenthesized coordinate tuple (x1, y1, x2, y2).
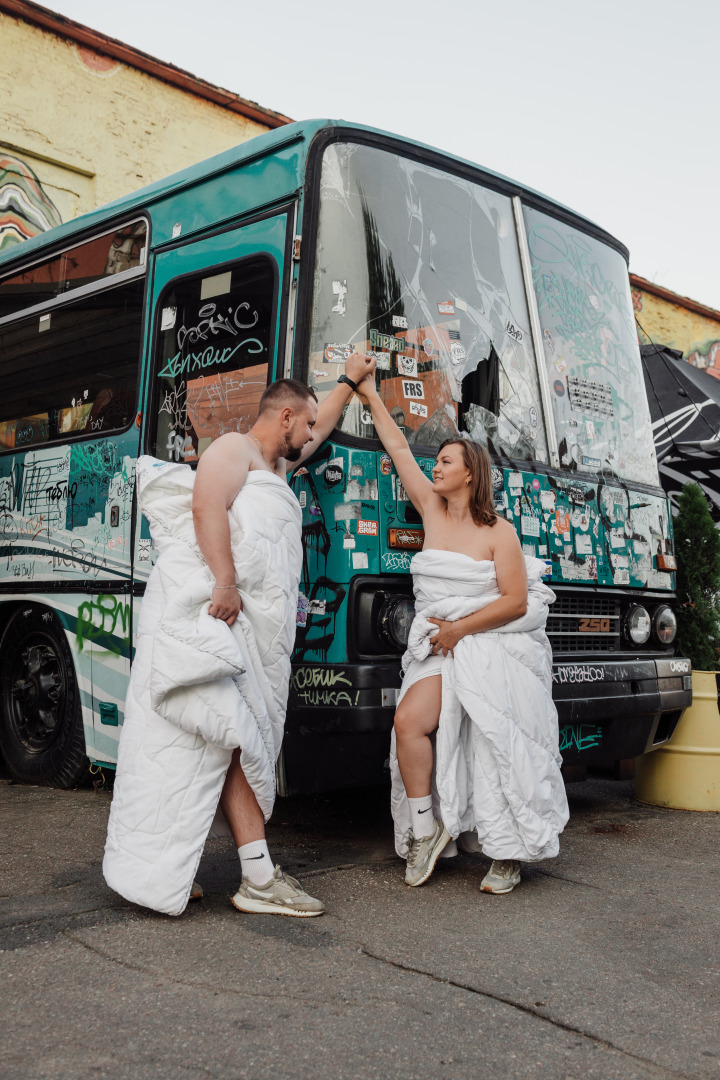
(402, 380, 424, 400)
(357, 520, 379, 536)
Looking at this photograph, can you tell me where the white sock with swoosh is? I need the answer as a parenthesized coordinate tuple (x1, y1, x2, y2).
(408, 794, 434, 839)
(239, 840, 274, 886)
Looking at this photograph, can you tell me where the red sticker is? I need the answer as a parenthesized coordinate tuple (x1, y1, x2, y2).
(357, 520, 379, 536)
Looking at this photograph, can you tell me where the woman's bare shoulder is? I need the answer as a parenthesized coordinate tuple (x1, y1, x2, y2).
(489, 515, 522, 548)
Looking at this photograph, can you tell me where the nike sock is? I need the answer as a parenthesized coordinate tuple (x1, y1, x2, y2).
(239, 839, 274, 886)
(408, 794, 434, 838)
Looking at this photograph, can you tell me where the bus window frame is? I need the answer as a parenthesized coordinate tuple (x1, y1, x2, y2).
(145, 248, 283, 465)
(0, 214, 150, 455)
(294, 127, 632, 464)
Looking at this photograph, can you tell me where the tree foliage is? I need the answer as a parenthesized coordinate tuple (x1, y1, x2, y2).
(673, 482, 720, 670)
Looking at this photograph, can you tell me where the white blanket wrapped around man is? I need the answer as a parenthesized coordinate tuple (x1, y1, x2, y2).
(103, 457, 302, 916)
(390, 550, 569, 863)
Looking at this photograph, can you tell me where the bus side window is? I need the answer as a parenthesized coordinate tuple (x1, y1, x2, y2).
(150, 258, 275, 463)
(0, 279, 143, 452)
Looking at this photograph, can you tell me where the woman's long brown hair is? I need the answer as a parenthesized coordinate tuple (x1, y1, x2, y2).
(437, 438, 498, 527)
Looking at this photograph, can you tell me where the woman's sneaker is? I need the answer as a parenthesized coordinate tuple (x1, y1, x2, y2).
(481, 860, 521, 894)
(231, 865, 325, 917)
(405, 818, 451, 887)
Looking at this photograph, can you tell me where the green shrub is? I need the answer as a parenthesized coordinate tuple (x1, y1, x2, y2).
(673, 481, 720, 670)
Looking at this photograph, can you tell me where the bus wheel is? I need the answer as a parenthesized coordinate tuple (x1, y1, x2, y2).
(0, 606, 87, 787)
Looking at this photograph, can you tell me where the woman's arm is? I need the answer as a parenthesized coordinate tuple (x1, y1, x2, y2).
(428, 520, 528, 655)
(355, 361, 436, 515)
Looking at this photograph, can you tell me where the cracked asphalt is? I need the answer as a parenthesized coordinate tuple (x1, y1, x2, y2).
(1, 773, 719, 1080)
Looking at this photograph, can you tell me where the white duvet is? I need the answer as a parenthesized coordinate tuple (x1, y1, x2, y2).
(391, 550, 569, 862)
(103, 457, 302, 916)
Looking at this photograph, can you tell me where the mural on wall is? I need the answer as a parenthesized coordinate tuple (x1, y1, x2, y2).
(632, 284, 720, 381)
(0, 153, 63, 250)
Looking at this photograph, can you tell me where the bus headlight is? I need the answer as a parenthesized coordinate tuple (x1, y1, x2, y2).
(378, 594, 415, 651)
(653, 605, 677, 645)
(626, 604, 651, 645)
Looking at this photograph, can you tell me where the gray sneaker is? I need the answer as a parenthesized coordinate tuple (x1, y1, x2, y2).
(405, 817, 451, 887)
(189, 880, 203, 901)
(231, 865, 325, 917)
(481, 859, 521, 894)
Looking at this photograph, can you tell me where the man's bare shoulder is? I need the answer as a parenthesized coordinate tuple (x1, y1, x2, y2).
(201, 433, 252, 463)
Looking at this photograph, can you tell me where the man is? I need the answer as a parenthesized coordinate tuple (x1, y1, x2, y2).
(103, 354, 374, 917)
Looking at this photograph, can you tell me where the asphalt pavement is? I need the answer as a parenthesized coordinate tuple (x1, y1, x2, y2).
(1, 773, 719, 1080)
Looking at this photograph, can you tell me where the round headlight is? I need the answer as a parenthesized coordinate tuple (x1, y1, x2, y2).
(378, 594, 415, 651)
(626, 604, 651, 645)
(653, 605, 677, 645)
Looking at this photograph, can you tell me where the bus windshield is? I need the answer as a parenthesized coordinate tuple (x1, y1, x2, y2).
(308, 141, 549, 462)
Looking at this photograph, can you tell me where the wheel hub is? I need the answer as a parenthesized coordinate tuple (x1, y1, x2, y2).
(11, 642, 64, 751)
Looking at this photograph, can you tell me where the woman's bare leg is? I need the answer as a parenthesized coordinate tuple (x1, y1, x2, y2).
(394, 675, 442, 797)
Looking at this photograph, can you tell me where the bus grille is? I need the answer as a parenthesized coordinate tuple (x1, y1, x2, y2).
(547, 593, 621, 654)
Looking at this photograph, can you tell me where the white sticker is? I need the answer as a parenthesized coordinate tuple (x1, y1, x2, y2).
(614, 568, 630, 584)
(438, 300, 455, 315)
(331, 279, 347, 316)
(343, 535, 356, 549)
(307, 599, 326, 616)
(334, 503, 361, 520)
(402, 380, 424, 400)
(172, 222, 182, 238)
(311, 369, 330, 378)
(575, 534, 593, 554)
(138, 539, 151, 562)
(529, 407, 538, 428)
(508, 472, 523, 490)
(352, 552, 369, 570)
(633, 540, 649, 554)
(200, 272, 231, 300)
(612, 554, 629, 569)
(540, 490, 556, 511)
(369, 350, 391, 370)
(454, 298, 468, 311)
(450, 342, 466, 365)
(586, 420, 596, 442)
(396, 480, 409, 502)
(610, 531, 625, 548)
(298, 491, 307, 508)
(521, 515, 540, 537)
(397, 355, 418, 377)
(409, 402, 428, 418)
(392, 315, 408, 329)
(161, 307, 177, 331)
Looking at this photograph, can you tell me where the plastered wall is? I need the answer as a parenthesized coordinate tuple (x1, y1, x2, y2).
(632, 282, 720, 377)
(0, 12, 272, 247)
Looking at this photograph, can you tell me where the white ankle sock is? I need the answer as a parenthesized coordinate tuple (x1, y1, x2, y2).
(239, 839, 274, 886)
(408, 794, 434, 838)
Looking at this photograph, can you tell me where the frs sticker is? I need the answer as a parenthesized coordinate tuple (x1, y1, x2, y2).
(324, 342, 352, 363)
(409, 401, 428, 418)
(402, 380, 424, 400)
(357, 519, 379, 536)
(397, 355, 418, 377)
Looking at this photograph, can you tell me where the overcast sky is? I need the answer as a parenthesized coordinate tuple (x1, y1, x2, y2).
(48, 0, 720, 310)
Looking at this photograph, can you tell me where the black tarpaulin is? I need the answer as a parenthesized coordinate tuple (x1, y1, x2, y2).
(641, 343, 720, 520)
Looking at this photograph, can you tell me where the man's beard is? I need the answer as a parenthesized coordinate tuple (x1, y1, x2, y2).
(284, 445, 303, 462)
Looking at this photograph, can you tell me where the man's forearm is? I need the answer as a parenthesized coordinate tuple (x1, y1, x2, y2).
(313, 382, 355, 442)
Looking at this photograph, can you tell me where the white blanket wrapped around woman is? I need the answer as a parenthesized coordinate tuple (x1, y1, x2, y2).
(103, 457, 302, 916)
(391, 550, 569, 863)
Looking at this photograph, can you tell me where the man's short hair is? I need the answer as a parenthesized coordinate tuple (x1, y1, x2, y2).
(258, 378, 317, 415)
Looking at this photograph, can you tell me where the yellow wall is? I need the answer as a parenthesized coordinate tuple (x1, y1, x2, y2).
(0, 12, 272, 247)
(631, 284, 720, 376)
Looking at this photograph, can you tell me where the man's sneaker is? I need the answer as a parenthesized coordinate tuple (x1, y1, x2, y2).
(481, 860, 521, 894)
(405, 818, 450, 887)
(189, 880, 203, 901)
(231, 865, 325, 917)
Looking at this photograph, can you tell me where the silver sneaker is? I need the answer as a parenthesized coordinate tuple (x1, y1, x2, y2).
(405, 817, 450, 887)
(231, 865, 325, 917)
(481, 859, 521, 894)
(189, 880, 203, 901)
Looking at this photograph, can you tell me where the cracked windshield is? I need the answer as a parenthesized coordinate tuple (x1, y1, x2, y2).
(523, 206, 658, 486)
(308, 142, 548, 460)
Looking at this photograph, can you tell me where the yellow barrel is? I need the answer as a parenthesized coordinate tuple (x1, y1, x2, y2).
(635, 670, 720, 811)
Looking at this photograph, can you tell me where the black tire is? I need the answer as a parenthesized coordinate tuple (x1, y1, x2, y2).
(0, 605, 88, 787)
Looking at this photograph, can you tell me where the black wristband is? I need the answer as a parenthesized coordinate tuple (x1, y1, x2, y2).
(337, 373, 358, 392)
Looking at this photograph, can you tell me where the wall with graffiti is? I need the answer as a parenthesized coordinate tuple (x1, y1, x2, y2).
(0, 153, 63, 250)
(631, 274, 720, 379)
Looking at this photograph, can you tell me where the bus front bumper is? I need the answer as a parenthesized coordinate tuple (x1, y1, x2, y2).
(283, 657, 692, 794)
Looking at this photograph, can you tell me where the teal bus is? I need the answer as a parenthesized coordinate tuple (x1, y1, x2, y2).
(0, 120, 690, 792)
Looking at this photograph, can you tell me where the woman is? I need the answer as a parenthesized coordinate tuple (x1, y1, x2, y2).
(356, 369, 569, 894)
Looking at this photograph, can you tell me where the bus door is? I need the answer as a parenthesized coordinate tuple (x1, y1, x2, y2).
(135, 210, 294, 575)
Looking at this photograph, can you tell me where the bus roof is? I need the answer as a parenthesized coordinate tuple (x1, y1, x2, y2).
(0, 118, 629, 273)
